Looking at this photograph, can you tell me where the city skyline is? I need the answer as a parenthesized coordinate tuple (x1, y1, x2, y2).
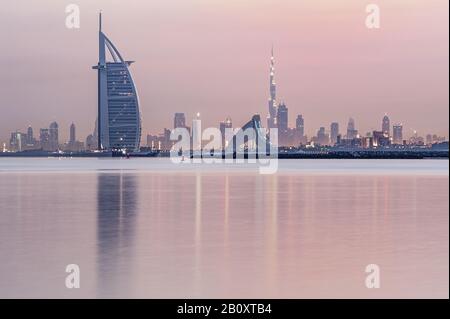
(3, 43, 448, 149)
(6, 110, 448, 153)
(0, 0, 448, 144)
(2, 12, 447, 152)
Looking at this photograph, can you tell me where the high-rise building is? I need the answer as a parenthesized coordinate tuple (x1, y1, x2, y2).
(26, 126, 34, 145)
(147, 128, 175, 151)
(346, 118, 358, 139)
(295, 115, 305, 145)
(66, 122, 84, 152)
(162, 128, 172, 151)
(382, 114, 390, 136)
(146, 134, 159, 150)
(431, 134, 446, 144)
(39, 128, 50, 151)
(69, 123, 76, 144)
(296, 115, 304, 137)
(330, 122, 339, 145)
(336, 134, 342, 145)
(93, 13, 141, 152)
(316, 127, 330, 145)
(267, 46, 278, 129)
(9, 132, 26, 152)
(86, 134, 96, 151)
(49, 121, 59, 151)
(372, 130, 390, 148)
(409, 130, 424, 146)
(174, 113, 186, 129)
(277, 103, 288, 145)
(393, 124, 403, 145)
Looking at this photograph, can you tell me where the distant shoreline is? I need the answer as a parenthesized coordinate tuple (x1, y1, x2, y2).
(0, 149, 448, 160)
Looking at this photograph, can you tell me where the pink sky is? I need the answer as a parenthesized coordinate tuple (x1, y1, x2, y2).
(0, 0, 448, 143)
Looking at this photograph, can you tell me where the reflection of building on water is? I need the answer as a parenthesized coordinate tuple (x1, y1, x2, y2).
(96, 173, 137, 297)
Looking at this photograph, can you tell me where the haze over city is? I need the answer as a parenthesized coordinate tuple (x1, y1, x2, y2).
(1, 0, 448, 143)
(0, 0, 449, 301)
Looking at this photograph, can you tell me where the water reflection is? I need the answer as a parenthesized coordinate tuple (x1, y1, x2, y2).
(96, 173, 138, 297)
(194, 172, 202, 296)
(0, 159, 447, 298)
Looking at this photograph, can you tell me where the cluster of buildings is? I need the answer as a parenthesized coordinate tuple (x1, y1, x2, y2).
(340, 118, 444, 149)
(6, 112, 444, 153)
(142, 112, 447, 152)
(146, 113, 234, 152)
(256, 48, 446, 150)
(5, 14, 140, 154)
(6, 122, 84, 153)
(2, 15, 447, 154)
(144, 48, 446, 152)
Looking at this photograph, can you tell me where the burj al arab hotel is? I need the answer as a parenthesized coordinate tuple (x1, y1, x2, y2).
(93, 13, 141, 152)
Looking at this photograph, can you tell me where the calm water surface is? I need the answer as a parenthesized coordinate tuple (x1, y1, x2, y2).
(0, 158, 448, 298)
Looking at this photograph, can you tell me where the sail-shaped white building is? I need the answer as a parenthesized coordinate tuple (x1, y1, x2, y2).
(93, 13, 141, 152)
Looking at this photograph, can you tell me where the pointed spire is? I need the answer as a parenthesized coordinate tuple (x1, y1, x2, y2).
(99, 11, 102, 32)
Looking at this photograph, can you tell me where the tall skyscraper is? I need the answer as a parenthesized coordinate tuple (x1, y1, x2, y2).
(9, 132, 25, 152)
(382, 114, 390, 136)
(317, 127, 329, 145)
(277, 103, 288, 145)
(267, 46, 278, 129)
(296, 115, 305, 144)
(296, 115, 304, 137)
(26, 126, 33, 144)
(393, 124, 403, 145)
(162, 128, 172, 151)
(346, 118, 358, 139)
(66, 123, 84, 152)
(49, 121, 59, 151)
(174, 113, 186, 129)
(93, 12, 141, 152)
(330, 122, 339, 145)
(86, 134, 96, 151)
(69, 123, 76, 144)
(39, 128, 50, 151)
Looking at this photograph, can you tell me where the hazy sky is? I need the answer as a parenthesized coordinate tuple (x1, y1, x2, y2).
(0, 0, 448, 143)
